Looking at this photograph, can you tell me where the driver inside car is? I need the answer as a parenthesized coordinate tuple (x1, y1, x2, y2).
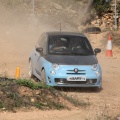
(51, 38, 67, 50)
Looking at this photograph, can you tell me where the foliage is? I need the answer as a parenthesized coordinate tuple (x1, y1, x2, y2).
(117, 3, 120, 13)
(16, 79, 51, 90)
(93, 0, 111, 16)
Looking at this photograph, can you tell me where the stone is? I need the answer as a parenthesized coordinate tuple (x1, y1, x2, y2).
(31, 98, 35, 102)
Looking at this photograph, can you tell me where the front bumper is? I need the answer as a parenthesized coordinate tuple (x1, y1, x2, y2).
(47, 77, 102, 87)
(45, 65, 102, 88)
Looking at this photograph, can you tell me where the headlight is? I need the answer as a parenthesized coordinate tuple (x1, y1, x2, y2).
(91, 64, 98, 71)
(52, 63, 59, 70)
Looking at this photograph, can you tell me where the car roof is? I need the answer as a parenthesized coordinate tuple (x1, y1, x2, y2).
(45, 31, 86, 37)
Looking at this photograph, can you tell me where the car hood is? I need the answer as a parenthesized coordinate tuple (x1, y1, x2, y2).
(45, 55, 98, 65)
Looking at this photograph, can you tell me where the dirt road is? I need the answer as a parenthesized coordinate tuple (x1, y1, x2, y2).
(0, 29, 120, 119)
(0, 55, 120, 120)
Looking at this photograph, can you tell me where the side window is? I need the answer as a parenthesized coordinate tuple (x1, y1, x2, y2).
(36, 34, 47, 54)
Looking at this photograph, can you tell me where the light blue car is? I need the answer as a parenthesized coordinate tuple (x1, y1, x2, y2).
(29, 32, 102, 88)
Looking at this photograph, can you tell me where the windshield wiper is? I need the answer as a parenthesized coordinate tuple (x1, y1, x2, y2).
(69, 53, 86, 55)
(50, 52, 69, 55)
(50, 52, 93, 56)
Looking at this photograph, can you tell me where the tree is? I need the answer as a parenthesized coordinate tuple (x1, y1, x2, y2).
(93, 0, 111, 16)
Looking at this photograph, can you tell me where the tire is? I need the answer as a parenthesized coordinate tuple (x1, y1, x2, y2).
(41, 69, 46, 84)
(29, 60, 34, 78)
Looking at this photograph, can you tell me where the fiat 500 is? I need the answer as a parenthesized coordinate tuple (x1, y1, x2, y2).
(29, 32, 102, 88)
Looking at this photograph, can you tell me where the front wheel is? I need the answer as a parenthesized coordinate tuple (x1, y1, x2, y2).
(41, 69, 46, 84)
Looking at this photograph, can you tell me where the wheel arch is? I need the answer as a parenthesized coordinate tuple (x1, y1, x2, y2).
(41, 67, 45, 72)
(29, 57, 31, 62)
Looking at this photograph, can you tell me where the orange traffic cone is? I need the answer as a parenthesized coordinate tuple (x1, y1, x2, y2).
(106, 34, 113, 57)
(15, 66, 20, 79)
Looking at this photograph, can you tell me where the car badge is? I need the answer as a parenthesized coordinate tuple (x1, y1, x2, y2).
(74, 68, 78, 73)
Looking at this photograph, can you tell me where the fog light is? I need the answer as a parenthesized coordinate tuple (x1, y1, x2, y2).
(60, 79, 64, 83)
(50, 70, 56, 75)
(96, 71, 100, 76)
(89, 79, 93, 84)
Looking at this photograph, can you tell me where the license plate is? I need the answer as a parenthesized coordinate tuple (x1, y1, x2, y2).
(67, 76, 86, 81)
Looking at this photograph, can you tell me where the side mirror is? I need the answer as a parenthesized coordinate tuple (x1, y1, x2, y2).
(94, 48, 101, 56)
(36, 47, 43, 53)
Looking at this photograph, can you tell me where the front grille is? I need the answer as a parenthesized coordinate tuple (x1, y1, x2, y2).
(66, 70, 86, 75)
(66, 73, 86, 75)
(55, 78, 97, 84)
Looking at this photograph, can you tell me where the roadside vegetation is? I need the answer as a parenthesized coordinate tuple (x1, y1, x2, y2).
(0, 78, 90, 112)
(93, 0, 111, 16)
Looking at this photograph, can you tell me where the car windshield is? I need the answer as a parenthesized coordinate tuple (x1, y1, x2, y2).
(48, 35, 94, 55)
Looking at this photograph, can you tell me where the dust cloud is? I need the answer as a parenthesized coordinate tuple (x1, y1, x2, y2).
(0, 0, 92, 78)
(0, 4, 56, 78)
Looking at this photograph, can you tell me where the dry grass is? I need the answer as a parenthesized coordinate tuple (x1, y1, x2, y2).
(0, 78, 90, 112)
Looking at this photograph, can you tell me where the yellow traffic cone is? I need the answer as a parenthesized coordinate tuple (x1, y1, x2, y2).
(15, 66, 20, 79)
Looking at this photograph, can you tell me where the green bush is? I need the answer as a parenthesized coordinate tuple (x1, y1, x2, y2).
(0, 102, 4, 108)
(93, 0, 111, 16)
(16, 79, 51, 89)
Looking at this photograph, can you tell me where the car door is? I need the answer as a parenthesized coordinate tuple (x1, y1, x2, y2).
(35, 33, 47, 76)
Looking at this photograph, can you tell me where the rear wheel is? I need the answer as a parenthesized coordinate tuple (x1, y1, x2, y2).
(41, 69, 46, 84)
(29, 60, 34, 78)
